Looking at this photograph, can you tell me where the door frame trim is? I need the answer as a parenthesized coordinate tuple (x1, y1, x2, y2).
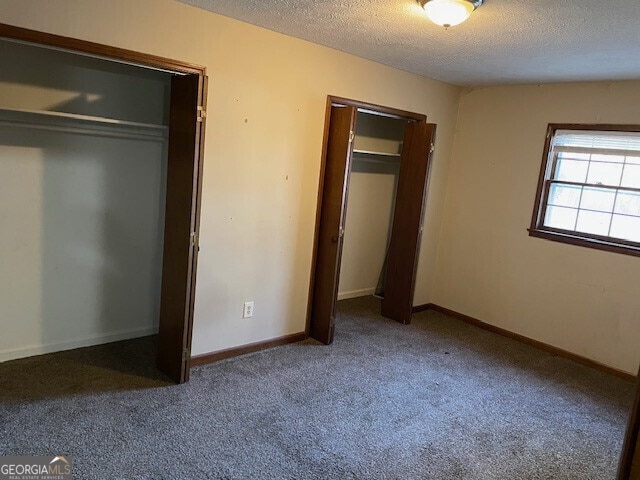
(328, 96, 426, 122)
(0, 22, 207, 383)
(0, 22, 205, 75)
(305, 96, 427, 335)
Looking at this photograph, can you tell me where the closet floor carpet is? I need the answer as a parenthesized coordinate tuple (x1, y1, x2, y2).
(0, 296, 634, 479)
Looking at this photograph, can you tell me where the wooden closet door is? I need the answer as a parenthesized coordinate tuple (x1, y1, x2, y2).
(381, 121, 436, 324)
(309, 105, 356, 344)
(156, 73, 207, 383)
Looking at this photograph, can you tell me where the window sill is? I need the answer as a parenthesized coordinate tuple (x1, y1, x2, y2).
(528, 228, 640, 258)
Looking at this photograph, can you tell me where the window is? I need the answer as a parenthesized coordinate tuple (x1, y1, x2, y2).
(530, 124, 640, 256)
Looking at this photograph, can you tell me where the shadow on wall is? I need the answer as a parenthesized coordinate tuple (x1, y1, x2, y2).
(0, 40, 170, 124)
(0, 119, 167, 371)
(339, 159, 399, 299)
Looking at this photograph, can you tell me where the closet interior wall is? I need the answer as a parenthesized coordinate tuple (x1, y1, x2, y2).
(338, 111, 406, 300)
(0, 39, 171, 362)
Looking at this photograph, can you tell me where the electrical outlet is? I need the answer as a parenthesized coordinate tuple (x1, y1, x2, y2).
(243, 301, 254, 318)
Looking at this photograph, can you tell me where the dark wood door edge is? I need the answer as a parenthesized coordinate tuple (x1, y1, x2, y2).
(305, 96, 336, 336)
(381, 122, 434, 325)
(308, 105, 356, 344)
(181, 75, 207, 381)
(618, 368, 640, 479)
(0, 22, 206, 75)
(156, 74, 203, 383)
(191, 332, 307, 366)
(416, 303, 636, 383)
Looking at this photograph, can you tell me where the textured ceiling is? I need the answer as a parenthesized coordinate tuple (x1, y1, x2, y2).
(176, 0, 640, 87)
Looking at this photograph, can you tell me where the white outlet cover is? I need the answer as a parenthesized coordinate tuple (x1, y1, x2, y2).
(243, 301, 254, 318)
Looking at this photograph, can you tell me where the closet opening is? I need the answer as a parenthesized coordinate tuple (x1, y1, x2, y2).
(339, 111, 405, 301)
(307, 96, 436, 345)
(0, 23, 207, 384)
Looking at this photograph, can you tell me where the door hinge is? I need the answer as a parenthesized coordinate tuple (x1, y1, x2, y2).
(349, 131, 354, 143)
(190, 231, 199, 248)
(183, 347, 190, 360)
(197, 106, 207, 122)
(339, 226, 345, 238)
(429, 143, 435, 153)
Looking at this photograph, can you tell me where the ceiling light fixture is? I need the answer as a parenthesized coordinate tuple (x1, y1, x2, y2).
(417, 0, 483, 28)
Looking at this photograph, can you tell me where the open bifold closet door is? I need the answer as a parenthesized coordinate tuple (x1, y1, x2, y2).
(157, 74, 207, 383)
(0, 23, 207, 384)
(308, 96, 436, 344)
(309, 105, 357, 345)
(381, 121, 435, 324)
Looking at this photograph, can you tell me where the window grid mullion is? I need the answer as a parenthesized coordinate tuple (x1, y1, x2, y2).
(584, 152, 593, 185)
(610, 158, 629, 237)
(574, 155, 594, 231)
(607, 190, 618, 237)
(574, 186, 584, 231)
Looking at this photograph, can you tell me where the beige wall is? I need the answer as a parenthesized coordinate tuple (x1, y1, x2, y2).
(434, 81, 640, 374)
(0, 0, 461, 357)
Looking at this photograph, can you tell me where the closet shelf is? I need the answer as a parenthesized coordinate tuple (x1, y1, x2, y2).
(352, 148, 401, 158)
(0, 107, 168, 141)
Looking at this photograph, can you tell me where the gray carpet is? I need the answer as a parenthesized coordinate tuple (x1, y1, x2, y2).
(0, 297, 634, 479)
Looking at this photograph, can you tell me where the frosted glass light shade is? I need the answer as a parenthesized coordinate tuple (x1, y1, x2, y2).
(423, 0, 476, 27)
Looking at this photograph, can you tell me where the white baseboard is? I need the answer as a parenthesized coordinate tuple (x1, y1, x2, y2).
(337, 287, 376, 301)
(0, 326, 158, 363)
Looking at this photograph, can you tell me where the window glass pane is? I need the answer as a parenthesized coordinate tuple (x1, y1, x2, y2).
(576, 210, 612, 236)
(548, 183, 581, 208)
(579, 187, 616, 213)
(555, 158, 588, 182)
(544, 206, 577, 231)
(586, 162, 623, 186)
(610, 215, 640, 243)
(621, 164, 640, 188)
(614, 191, 640, 216)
